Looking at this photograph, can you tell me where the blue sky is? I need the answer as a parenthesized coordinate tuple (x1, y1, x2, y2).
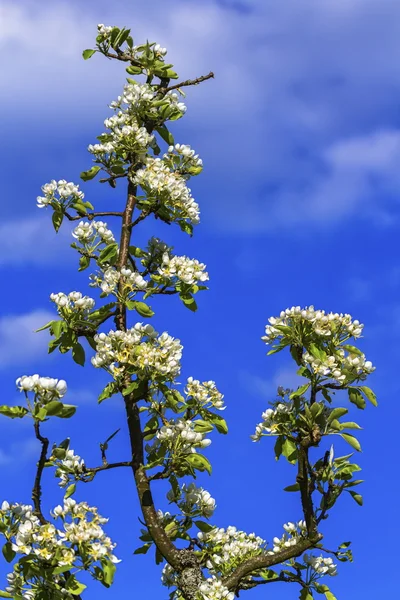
(0, 0, 399, 598)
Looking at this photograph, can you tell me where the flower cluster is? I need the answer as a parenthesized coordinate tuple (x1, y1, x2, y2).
(270, 521, 307, 554)
(302, 348, 374, 384)
(72, 220, 115, 245)
(156, 418, 211, 450)
(0, 499, 119, 584)
(37, 180, 84, 209)
(91, 323, 182, 380)
(185, 378, 225, 410)
(263, 306, 364, 345)
(90, 266, 147, 296)
(16, 375, 67, 399)
(251, 401, 293, 441)
(165, 144, 203, 173)
(304, 554, 337, 577)
(134, 157, 200, 224)
(158, 253, 209, 286)
(167, 482, 216, 518)
(51, 448, 86, 488)
(97, 23, 113, 39)
(198, 526, 265, 575)
(50, 291, 95, 313)
(88, 110, 154, 158)
(199, 578, 234, 600)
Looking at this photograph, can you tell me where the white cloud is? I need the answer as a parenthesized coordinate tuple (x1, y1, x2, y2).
(0, 310, 54, 367)
(0, 216, 73, 267)
(3, 0, 400, 231)
(240, 366, 306, 400)
(0, 438, 39, 466)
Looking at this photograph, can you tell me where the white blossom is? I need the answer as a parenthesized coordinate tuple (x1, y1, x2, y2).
(37, 180, 84, 209)
(16, 374, 67, 399)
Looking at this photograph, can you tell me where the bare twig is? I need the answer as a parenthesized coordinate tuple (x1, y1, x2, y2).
(65, 211, 124, 222)
(161, 72, 215, 93)
(32, 421, 49, 525)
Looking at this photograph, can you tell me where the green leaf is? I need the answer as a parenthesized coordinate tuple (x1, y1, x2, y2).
(51, 320, 65, 339)
(126, 65, 143, 75)
(64, 484, 76, 499)
(36, 320, 55, 333)
(0, 405, 28, 419)
(348, 491, 363, 506)
(65, 575, 86, 595)
(358, 386, 378, 407)
(101, 558, 116, 586)
(156, 125, 174, 146)
(133, 543, 152, 555)
(283, 483, 300, 492)
(300, 589, 313, 600)
(133, 301, 154, 318)
(45, 401, 64, 417)
(193, 419, 214, 433)
(72, 343, 85, 366)
(308, 343, 326, 361)
(2, 543, 15, 563)
(82, 49, 96, 60)
(327, 407, 348, 424)
(340, 433, 362, 452)
(194, 521, 214, 533)
(185, 453, 212, 474)
(98, 243, 119, 265)
(79, 255, 90, 271)
(325, 592, 338, 600)
(282, 438, 297, 464)
(0, 591, 13, 598)
(99, 382, 119, 403)
(52, 210, 64, 232)
(340, 422, 362, 430)
(179, 293, 197, 312)
(342, 344, 363, 356)
(80, 165, 101, 181)
(208, 414, 228, 434)
(58, 405, 77, 419)
(290, 383, 310, 399)
(348, 388, 366, 410)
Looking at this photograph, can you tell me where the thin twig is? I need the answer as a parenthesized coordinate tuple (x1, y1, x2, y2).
(161, 72, 215, 93)
(65, 211, 124, 222)
(32, 421, 49, 525)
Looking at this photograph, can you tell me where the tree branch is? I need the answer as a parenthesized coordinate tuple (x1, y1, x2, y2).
(65, 211, 124, 222)
(161, 72, 214, 93)
(32, 421, 49, 525)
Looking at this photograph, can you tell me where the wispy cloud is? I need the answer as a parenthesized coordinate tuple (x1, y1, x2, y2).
(240, 366, 306, 400)
(0, 216, 73, 267)
(0, 438, 38, 466)
(0, 310, 54, 367)
(3, 0, 400, 231)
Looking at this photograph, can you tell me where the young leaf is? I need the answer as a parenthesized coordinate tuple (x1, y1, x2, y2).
(340, 433, 362, 452)
(65, 575, 87, 596)
(72, 343, 85, 366)
(98, 382, 119, 403)
(0, 406, 28, 419)
(64, 483, 76, 499)
(358, 386, 378, 407)
(290, 383, 310, 399)
(82, 49, 96, 60)
(2, 542, 15, 563)
(80, 165, 101, 181)
(185, 454, 212, 474)
(348, 491, 363, 506)
(348, 388, 366, 410)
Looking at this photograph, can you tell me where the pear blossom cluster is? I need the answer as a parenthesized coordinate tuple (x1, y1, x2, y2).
(90, 266, 147, 296)
(52, 449, 86, 488)
(91, 323, 182, 380)
(97, 23, 113, 39)
(156, 418, 211, 451)
(251, 402, 293, 442)
(262, 306, 364, 344)
(199, 578, 234, 600)
(302, 348, 374, 384)
(72, 220, 115, 245)
(304, 554, 337, 577)
(270, 521, 307, 554)
(165, 144, 203, 173)
(262, 306, 364, 345)
(109, 81, 186, 117)
(134, 157, 200, 224)
(50, 291, 95, 314)
(88, 111, 154, 158)
(158, 252, 209, 286)
(4, 570, 35, 600)
(185, 377, 225, 410)
(37, 180, 84, 209)
(198, 526, 265, 575)
(0, 499, 119, 574)
(16, 375, 67, 400)
(167, 482, 216, 518)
